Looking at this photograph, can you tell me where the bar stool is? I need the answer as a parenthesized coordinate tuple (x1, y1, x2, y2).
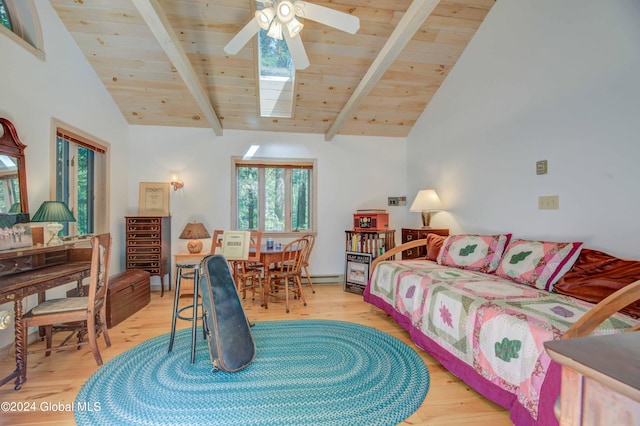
(168, 263, 202, 363)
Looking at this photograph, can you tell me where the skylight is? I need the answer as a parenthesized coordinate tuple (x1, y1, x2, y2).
(256, 3, 295, 118)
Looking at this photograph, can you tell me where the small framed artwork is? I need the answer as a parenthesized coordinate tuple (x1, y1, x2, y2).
(138, 182, 170, 216)
(344, 251, 373, 295)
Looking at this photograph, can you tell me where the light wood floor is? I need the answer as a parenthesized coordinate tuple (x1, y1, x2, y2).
(0, 284, 511, 425)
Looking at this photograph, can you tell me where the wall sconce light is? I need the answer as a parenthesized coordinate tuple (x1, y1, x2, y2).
(170, 174, 184, 191)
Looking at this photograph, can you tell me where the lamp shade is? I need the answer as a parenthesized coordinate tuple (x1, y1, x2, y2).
(410, 189, 443, 212)
(31, 201, 76, 223)
(179, 222, 211, 240)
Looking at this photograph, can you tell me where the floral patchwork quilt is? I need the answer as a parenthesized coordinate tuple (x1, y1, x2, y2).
(365, 259, 640, 424)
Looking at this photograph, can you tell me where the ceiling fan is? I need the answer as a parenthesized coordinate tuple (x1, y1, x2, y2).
(224, 0, 360, 70)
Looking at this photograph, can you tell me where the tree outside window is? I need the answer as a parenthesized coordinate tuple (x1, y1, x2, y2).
(234, 158, 315, 235)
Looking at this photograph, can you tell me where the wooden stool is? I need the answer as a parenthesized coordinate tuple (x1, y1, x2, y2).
(168, 263, 202, 363)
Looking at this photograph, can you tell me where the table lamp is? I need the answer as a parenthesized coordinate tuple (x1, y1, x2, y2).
(179, 222, 211, 254)
(30, 201, 76, 246)
(409, 189, 443, 229)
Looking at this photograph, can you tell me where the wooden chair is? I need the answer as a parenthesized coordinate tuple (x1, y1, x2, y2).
(235, 231, 263, 301)
(264, 237, 309, 313)
(210, 229, 224, 254)
(21, 233, 112, 382)
(211, 230, 263, 301)
(300, 234, 316, 294)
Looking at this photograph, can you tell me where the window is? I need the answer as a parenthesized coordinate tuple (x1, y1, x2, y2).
(258, 29, 295, 118)
(0, 0, 44, 57)
(0, 0, 12, 31)
(233, 158, 316, 235)
(55, 124, 109, 237)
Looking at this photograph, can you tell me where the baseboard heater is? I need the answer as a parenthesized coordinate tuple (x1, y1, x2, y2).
(150, 274, 345, 290)
(302, 274, 344, 285)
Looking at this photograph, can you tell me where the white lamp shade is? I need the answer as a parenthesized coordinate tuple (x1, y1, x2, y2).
(410, 189, 443, 212)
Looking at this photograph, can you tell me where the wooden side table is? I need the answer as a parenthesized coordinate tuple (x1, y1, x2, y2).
(544, 332, 640, 425)
(173, 252, 208, 297)
(401, 228, 449, 259)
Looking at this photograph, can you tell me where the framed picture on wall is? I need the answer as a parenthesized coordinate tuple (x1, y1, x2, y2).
(344, 251, 372, 295)
(138, 182, 170, 216)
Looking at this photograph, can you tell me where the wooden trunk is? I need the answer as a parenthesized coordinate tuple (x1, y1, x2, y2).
(106, 269, 151, 329)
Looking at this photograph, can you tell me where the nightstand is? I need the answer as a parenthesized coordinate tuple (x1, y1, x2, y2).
(401, 228, 449, 259)
(545, 332, 640, 425)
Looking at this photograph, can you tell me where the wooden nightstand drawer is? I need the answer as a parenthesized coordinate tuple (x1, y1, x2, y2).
(401, 228, 449, 259)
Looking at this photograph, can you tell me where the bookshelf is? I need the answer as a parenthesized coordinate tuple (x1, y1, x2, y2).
(345, 230, 396, 258)
(344, 229, 395, 295)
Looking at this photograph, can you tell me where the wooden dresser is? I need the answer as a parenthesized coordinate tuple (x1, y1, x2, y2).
(125, 216, 171, 296)
(545, 332, 640, 425)
(401, 228, 449, 259)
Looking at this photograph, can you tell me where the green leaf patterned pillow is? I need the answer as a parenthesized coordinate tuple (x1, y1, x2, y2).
(437, 234, 512, 273)
(495, 239, 583, 291)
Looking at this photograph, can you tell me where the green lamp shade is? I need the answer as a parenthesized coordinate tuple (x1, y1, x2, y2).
(31, 201, 76, 223)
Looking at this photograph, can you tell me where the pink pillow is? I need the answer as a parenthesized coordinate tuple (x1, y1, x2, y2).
(437, 234, 511, 273)
(495, 239, 583, 291)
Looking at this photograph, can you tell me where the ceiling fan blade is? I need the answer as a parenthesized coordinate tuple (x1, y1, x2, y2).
(284, 31, 310, 70)
(224, 19, 261, 55)
(294, 1, 360, 34)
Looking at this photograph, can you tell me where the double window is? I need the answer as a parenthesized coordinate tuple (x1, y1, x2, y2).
(55, 124, 108, 237)
(233, 158, 316, 235)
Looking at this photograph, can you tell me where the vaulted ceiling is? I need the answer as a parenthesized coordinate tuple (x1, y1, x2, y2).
(49, 0, 494, 140)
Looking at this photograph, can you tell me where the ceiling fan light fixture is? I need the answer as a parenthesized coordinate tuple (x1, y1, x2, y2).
(267, 19, 283, 40)
(286, 17, 303, 38)
(277, 1, 295, 24)
(255, 8, 276, 30)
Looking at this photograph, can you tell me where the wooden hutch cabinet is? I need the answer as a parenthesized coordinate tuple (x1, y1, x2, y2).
(401, 227, 449, 259)
(125, 216, 171, 296)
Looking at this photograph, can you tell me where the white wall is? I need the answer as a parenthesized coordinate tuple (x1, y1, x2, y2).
(128, 126, 408, 281)
(407, 0, 640, 258)
(0, 2, 130, 349)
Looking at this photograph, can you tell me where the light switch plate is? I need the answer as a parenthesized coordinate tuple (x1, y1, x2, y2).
(538, 195, 559, 210)
(388, 196, 406, 206)
(536, 160, 548, 175)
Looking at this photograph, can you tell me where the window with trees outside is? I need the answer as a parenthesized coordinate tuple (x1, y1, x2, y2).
(233, 158, 316, 235)
(55, 124, 108, 237)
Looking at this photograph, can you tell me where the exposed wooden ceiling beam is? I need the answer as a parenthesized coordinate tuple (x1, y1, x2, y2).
(131, 0, 223, 136)
(324, 0, 441, 141)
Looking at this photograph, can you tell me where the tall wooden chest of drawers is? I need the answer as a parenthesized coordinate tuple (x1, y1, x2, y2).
(401, 228, 449, 259)
(125, 216, 171, 296)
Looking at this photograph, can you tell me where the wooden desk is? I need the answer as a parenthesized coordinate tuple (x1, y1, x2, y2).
(0, 245, 91, 390)
(545, 332, 640, 425)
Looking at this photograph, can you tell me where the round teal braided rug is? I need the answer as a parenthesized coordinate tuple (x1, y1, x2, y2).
(75, 320, 429, 425)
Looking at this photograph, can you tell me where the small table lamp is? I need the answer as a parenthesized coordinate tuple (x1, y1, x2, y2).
(410, 189, 444, 229)
(30, 201, 76, 246)
(179, 222, 211, 254)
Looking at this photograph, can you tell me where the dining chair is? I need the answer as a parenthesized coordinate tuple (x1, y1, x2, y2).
(300, 234, 316, 294)
(210, 229, 224, 254)
(264, 237, 309, 313)
(21, 233, 112, 380)
(235, 231, 263, 300)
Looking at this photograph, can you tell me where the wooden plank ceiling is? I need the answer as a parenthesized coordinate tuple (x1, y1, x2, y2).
(49, 0, 494, 140)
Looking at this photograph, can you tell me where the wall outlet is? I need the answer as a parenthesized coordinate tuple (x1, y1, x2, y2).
(538, 195, 559, 210)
